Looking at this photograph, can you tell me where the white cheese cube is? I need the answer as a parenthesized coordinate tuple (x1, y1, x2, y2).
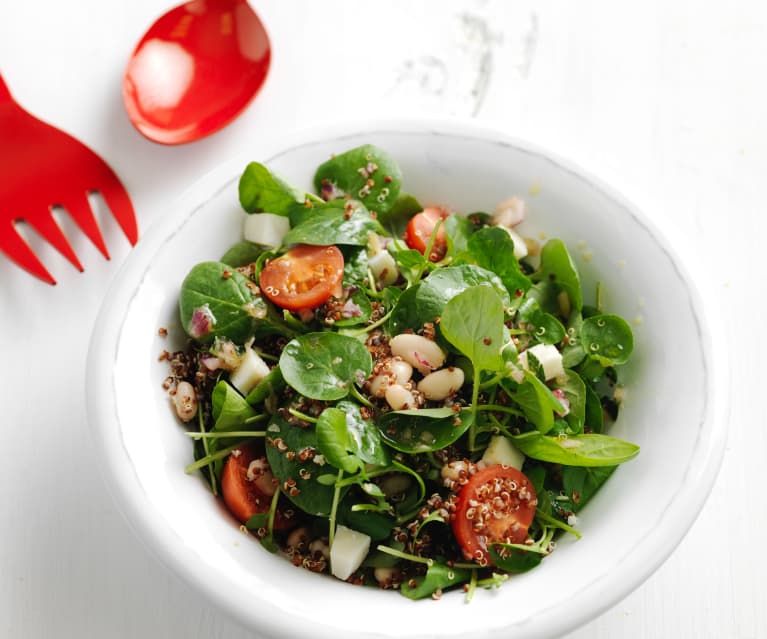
(330, 525, 371, 581)
(229, 348, 270, 395)
(481, 435, 525, 470)
(243, 213, 290, 247)
(518, 343, 565, 381)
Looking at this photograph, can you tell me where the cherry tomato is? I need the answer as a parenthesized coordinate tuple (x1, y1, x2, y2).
(451, 464, 537, 566)
(221, 444, 294, 530)
(405, 207, 448, 262)
(259, 244, 344, 311)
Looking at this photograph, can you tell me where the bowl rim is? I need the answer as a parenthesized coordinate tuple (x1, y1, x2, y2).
(86, 116, 730, 639)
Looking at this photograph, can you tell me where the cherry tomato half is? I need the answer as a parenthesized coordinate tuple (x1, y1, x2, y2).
(451, 464, 537, 566)
(405, 206, 449, 262)
(221, 444, 294, 530)
(259, 244, 344, 311)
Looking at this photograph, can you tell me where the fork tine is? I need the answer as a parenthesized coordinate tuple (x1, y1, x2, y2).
(97, 170, 138, 246)
(61, 193, 110, 260)
(0, 221, 57, 285)
(25, 209, 84, 272)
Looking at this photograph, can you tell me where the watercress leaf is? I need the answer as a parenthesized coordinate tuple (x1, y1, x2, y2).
(316, 407, 363, 473)
(264, 409, 344, 516)
(238, 161, 312, 217)
(555, 371, 587, 434)
(341, 246, 370, 286)
(335, 400, 390, 466)
(583, 382, 604, 433)
(337, 495, 394, 541)
(392, 264, 511, 338)
(525, 280, 560, 315)
(179, 261, 270, 343)
(509, 431, 640, 466)
(466, 226, 532, 300)
(244, 512, 270, 530)
(382, 192, 422, 235)
(212, 380, 257, 430)
(245, 365, 285, 408)
(279, 333, 372, 400)
(561, 311, 586, 368)
(511, 373, 566, 434)
(440, 286, 505, 372)
(377, 408, 473, 453)
(282, 202, 384, 246)
(518, 297, 566, 345)
(445, 214, 476, 256)
(580, 314, 634, 365)
(561, 465, 617, 512)
(540, 239, 583, 311)
(313, 144, 402, 215)
(389, 284, 423, 335)
(399, 562, 471, 600)
(488, 543, 545, 573)
(221, 241, 265, 268)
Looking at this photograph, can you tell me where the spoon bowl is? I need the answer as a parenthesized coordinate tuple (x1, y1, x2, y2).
(123, 0, 270, 145)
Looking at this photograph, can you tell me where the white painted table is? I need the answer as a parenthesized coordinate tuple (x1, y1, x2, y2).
(1, 1, 763, 637)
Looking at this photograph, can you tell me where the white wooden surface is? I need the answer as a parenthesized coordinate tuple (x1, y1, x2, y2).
(0, 1, 763, 637)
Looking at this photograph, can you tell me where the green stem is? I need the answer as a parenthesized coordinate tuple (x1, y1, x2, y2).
(376, 544, 433, 567)
(476, 404, 524, 417)
(346, 308, 393, 337)
(243, 413, 269, 424)
(349, 384, 374, 408)
(184, 440, 246, 474)
(411, 219, 444, 283)
(468, 362, 480, 450)
(464, 569, 478, 603)
(185, 430, 266, 439)
(288, 408, 318, 423)
(328, 468, 344, 548)
(196, 406, 217, 496)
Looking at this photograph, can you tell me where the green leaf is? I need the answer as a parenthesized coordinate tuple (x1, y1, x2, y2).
(212, 381, 257, 431)
(313, 144, 402, 215)
(540, 239, 583, 311)
(245, 366, 285, 407)
(583, 382, 604, 433)
(561, 311, 586, 368)
(337, 495, 394, 541)
(511, 373, 566, 434)
(444, 214, 476, 257)
(221, 241, 265, 268)
(510, 431, 639, 466)
(399, 562, 471, 600)
(316, 407, 363, 473)
(555, 371, 587, 434)
(517, 297, 566, 345)
(561, 465, 617, 512)
(179, 262, 270, 343)
(264, 409, 344, 516)
(279, 333, 372, 400)
(465, 226, 532, 300)
(381, 192, 422, 235)
(440, 286, 505, 372)
(238, 161, 312, 217)
(487, 543, 545, 573)
(377, 408, 473, 453)
(282, 202, 384, 246)
(331, 288, 373, 328)
(580, 314, 634, 365)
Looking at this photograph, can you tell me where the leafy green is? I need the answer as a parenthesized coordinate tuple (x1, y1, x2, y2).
(464, 226, 532, 300)
(282, 202, 384, 246)
(245, 366, 285, 407)
(238, 161, 315, 217)
(377, 408, 473, 453)
(510, 431, 639, 466)
(313, 144, 402, 215)
(581, 314, 634, 365)
(279, 333, 372, 400)
(179, 262, 283, 343)
(539, 239, 583, 311)
(220, 241, 265, 267)
(510, 374, 566, 434)
(517, 297, 566, 345)
(555, 371, 587, 434)
(562, 465, 617, 511)
(440, 286, 505, 373)
(488, 544, 545, 573)
(316, 402, 389, 473)
(399, 562, 471, 600)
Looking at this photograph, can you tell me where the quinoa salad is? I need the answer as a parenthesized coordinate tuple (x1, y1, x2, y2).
(162, 144, 638, 601)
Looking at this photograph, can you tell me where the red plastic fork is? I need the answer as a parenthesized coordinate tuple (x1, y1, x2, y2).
(0, 73, 138, 285)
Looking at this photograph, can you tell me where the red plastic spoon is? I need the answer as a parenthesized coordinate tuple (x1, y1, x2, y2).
(123, 0, 270, 145)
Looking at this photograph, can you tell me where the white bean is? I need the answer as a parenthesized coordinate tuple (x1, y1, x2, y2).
(309, 538, 330, 560)
(385, 384, 416, 410)
(374, 566, 400, 587)
(389, 334, 446, 375)
(286, 527, 311, 552)
(172, 381, 197, 422)
(368, 357, 413, 397)
(417, 367, 465, 401)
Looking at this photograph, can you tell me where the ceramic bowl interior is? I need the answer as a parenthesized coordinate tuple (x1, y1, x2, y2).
(87, 121, 728, 639)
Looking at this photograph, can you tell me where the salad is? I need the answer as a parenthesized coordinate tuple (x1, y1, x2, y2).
(163, 144, 638, 601)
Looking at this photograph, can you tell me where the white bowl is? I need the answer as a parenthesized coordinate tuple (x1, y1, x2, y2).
(86, 119, 728, 639)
